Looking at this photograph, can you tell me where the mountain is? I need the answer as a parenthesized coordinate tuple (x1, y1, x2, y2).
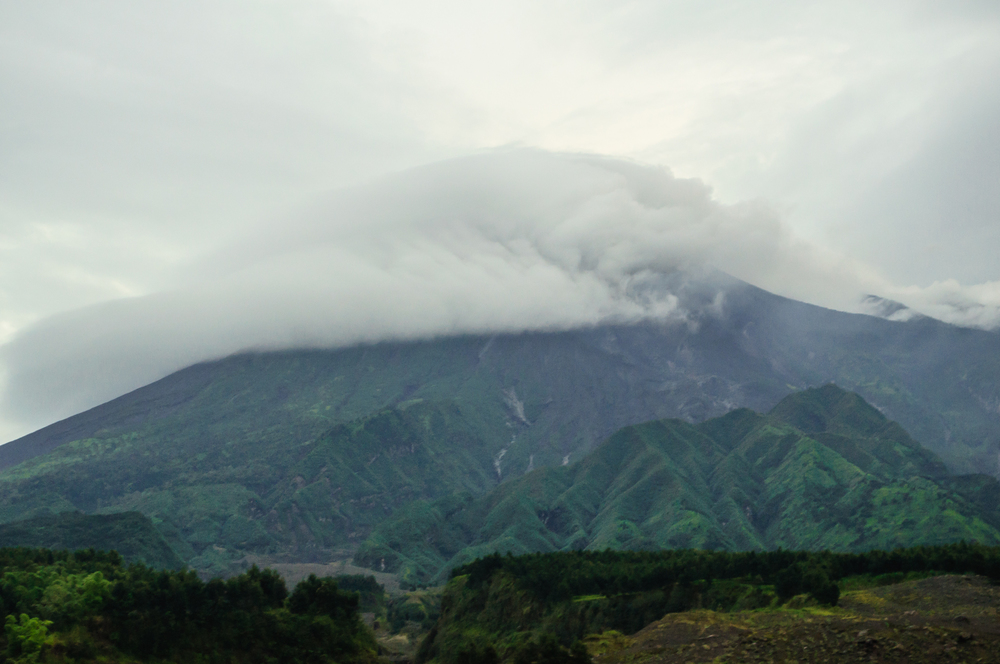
(6, 273, 1000, 480)
(358, 385, 1000, 585)
(2, 274, 1000, 574)
(0, 511, 183, 568)
(0, 399, 505, 575)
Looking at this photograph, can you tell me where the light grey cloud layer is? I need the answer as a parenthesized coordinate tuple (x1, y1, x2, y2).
(4, 150, 998, 438)
(2, 1, 1000, 440)
(0, 152, 739, 429)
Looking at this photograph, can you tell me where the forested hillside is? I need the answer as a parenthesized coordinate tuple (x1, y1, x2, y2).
(0, 511, 182, 569)
(0, 399, 505, 576)
(7, 274, 1000, 485)
(0, 340, 1000, 583)
(358, 386, 1000, 585)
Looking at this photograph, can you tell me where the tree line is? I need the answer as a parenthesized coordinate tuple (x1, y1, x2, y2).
(419, 541, 1000, 661)
(454, 541, 1000, 607)
(0, 547, 378, 663)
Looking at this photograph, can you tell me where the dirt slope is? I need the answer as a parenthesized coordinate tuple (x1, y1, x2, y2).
(590, 575, 1000, 663)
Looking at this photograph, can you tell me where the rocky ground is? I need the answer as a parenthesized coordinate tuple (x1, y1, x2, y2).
(586, 575, 1000, 663)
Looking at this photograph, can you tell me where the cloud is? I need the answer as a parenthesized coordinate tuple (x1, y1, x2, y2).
(0, 151, 783, 431)
(0, 0, 456, 344)
(3, 2, 999, 340)
(3, 149, 999, 440)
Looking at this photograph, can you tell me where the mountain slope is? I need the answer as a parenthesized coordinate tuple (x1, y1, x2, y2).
(0, 400, 504, 575)
(0, 511, 183, 568)
(358, 385, 1000, 584)
(3, 275, 1000, 575)
(5, 273, 1000, 483)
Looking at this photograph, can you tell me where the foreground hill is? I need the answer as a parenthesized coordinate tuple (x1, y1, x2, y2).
(359, 386, 1000, 584)
(0, 511, 182, 568)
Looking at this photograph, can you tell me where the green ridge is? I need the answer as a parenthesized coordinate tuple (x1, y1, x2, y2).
(2, 384, 999, 580)
(359, 385, 1000, 585)
(0, 400, 505, 575)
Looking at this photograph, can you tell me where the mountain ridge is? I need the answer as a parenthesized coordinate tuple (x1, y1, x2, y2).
(356, 385, 999, 585)
(6, 273, 1000, 479)
(3, 275, 1000, 575)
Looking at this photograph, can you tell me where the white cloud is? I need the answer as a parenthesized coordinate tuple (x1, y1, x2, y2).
(2, 1, 1000, 439)
(4, 149, 999, 439)
(2, 151, 701, 430)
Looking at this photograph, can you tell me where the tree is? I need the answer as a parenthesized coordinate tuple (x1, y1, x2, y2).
(5, 613, 52, 664)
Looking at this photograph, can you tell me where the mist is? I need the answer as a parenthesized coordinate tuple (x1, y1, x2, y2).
(2, 149, 998, 439)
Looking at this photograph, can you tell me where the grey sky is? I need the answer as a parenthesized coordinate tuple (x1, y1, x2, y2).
(2, 0, 1000, 440)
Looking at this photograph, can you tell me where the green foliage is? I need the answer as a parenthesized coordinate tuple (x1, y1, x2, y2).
(511, 634, 591, 664)
(387, 588, 441, 632)
(451, 640, 500, 664)
(422, 543, 1000, 663)
(386, 588, 441, 632)
(0, 511, 182, 569)
(335, 574, 385, 613)
(836, 569, 941, 591)
(1, 567, 110, 627)
(289, 574, 359, 619)
(0, 548, 377, 663)
(0, 394, 508, 574)
(453, 542, 1000, 604)
(362, 386, 1000, 584)
(773, 561, 839, 605)
(4, 613, 51, 663)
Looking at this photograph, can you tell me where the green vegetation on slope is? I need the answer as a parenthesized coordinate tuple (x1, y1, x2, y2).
(9, 276, 1000, 483)
(359, 385, 1000, 585)
(0, 511, 183, 569)
(3, 382, 999, 582)
(2, 285, 1000, 578)
(0, 399, 505, 575)
(418, 543, 1000, 663)
(0, 547, 377, 663)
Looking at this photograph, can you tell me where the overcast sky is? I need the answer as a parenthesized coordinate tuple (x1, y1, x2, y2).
(2, 0, 1000, 441)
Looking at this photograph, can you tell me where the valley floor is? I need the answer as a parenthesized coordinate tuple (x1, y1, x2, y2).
(244, 555, 403, 594)
(588, 575, 1000, 663)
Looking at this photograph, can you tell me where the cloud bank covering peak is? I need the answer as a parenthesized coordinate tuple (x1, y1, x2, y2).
(3, 1, 1000, 442)
(4, 149, 1000, 437)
